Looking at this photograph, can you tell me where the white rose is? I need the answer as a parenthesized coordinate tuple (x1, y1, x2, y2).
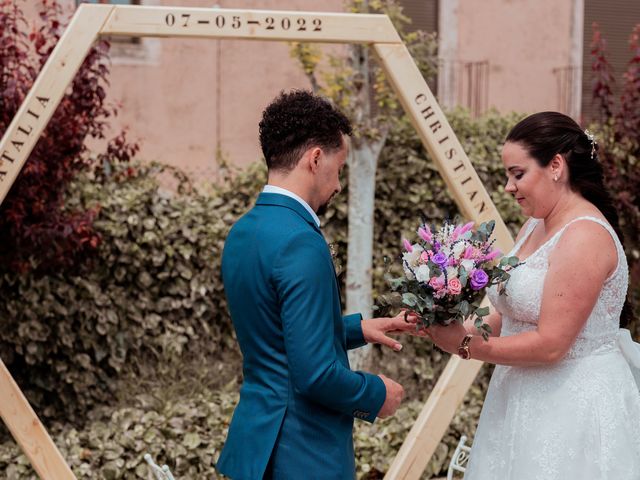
(446, 266, 458, 279)
(403, 264, 416, 280)
(461, 259, 475, 272)
(403, 245, 424, 268)
(415, 264, 431, 283)
(452, 242, 466, 258)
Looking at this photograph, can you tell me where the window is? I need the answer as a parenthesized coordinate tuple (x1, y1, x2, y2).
(581, 0, 640, 123)
(75, 0, 161, 65)
(397, 0, 438, 34)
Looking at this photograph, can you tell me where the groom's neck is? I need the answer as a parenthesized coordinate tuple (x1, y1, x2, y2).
(267, 172, 316, 211)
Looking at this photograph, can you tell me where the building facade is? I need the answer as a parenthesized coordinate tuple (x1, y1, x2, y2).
(20, 0, 639, 179)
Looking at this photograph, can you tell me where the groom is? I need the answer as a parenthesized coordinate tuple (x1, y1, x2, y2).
(216, 90, 413, 479)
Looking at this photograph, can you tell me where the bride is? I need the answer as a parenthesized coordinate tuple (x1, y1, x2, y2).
(427, 111, 640, 479)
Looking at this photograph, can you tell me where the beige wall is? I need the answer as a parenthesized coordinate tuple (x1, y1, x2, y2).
(453, 0, 574, 114)
(106, 0, 347, 181)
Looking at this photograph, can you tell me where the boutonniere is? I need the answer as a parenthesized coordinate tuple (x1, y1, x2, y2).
(328, 242, 343, 278)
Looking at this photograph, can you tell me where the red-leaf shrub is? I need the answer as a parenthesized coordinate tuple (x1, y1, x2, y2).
(591, 22, 640, 331)
(0, 0, 138, 274)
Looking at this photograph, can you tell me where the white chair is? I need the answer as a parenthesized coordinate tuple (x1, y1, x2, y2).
(447, 435, 472, 479)
(144, 453, 177, 480)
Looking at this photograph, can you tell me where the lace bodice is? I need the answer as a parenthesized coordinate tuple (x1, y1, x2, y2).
(487, 216, 629, 359)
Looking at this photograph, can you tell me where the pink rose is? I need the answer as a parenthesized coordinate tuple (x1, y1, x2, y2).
(448, 277, 462, 295)
(421, 251, 430, 262)
(429, 276, 445, 291)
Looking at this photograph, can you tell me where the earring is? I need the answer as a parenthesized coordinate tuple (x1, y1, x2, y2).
(553, 175, 558, 182)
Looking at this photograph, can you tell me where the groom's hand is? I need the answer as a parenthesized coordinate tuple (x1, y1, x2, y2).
(377, 374, 404, 418)
(362, 311, 424, 352)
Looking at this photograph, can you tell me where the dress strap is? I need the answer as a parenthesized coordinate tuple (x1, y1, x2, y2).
(558, 216, 618, 244)
(554, 216, 625, 281)
(512, 218, 539, 254)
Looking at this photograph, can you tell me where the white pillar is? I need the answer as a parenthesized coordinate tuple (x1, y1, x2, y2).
(437, 0, 459, 109)
(569, 0, 584, 121)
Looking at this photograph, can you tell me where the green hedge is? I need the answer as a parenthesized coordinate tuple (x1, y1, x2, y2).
(0, 162, 254, 418)
(0, 361, 490, 479)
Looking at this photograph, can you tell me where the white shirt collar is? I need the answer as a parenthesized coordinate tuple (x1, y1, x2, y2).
(262, 185, 321, 227)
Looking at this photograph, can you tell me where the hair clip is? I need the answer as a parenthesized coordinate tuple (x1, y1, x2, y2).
(584, 129, 597, 160)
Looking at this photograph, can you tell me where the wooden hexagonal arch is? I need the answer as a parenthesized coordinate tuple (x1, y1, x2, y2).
(0, 5, 515, 479)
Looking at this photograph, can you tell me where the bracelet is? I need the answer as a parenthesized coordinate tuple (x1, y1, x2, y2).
(457, 334, 473, 360)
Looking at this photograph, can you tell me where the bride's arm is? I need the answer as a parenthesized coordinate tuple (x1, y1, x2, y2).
(430, 221, 618, 367)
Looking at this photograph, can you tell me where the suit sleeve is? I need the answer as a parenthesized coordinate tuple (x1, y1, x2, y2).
(343, 313, 367, 350)
(273, 230, 386, 423)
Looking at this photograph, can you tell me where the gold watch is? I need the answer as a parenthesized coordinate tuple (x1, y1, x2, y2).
(457, 334, 473, 360)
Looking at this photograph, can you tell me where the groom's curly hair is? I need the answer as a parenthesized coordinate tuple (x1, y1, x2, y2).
(259, 90, 352, 172)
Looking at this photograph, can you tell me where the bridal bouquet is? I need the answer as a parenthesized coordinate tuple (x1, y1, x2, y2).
(385, 219, 520, 340)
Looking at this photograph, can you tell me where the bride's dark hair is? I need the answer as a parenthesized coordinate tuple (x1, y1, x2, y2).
(505, 111, 631, 327)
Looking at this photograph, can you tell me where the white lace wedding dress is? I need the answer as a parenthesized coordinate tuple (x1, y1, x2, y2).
(464, 216, 640, 479)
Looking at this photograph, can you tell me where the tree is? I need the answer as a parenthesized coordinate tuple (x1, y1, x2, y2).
(291, 0, 437, 368)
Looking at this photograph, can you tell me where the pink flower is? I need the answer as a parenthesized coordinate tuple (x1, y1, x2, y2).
(448, 277, 462, 295)
(460, 221, 475, 234)
(403, 238, 413, 252)
(418, 226, 432, 243)
(447, 257, 457, 266)
(421, 251, 431, 262)
(429, 276, 445, 291)
(463, 246, 475, 259)
(483, 249, 501, 262)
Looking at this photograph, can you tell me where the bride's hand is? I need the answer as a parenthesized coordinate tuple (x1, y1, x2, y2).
(361, 310, 425, 351)
(427, 321, 468, 354)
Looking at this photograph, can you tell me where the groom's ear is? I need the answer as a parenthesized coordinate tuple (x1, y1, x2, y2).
(304, 146, 323, 174)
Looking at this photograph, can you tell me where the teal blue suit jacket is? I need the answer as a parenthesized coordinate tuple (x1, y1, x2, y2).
(216, 192, 386, 480)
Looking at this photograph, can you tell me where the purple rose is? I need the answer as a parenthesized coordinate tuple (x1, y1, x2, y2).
(470, 269, 489, 290)
(432, 252, 448, 267)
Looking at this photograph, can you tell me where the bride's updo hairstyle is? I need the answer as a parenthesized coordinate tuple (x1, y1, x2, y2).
(505, 111, 631, 327)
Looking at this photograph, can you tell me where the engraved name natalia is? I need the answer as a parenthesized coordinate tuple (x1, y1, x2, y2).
(0, 95, 50, 183)
(414, 93, 487, 215)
